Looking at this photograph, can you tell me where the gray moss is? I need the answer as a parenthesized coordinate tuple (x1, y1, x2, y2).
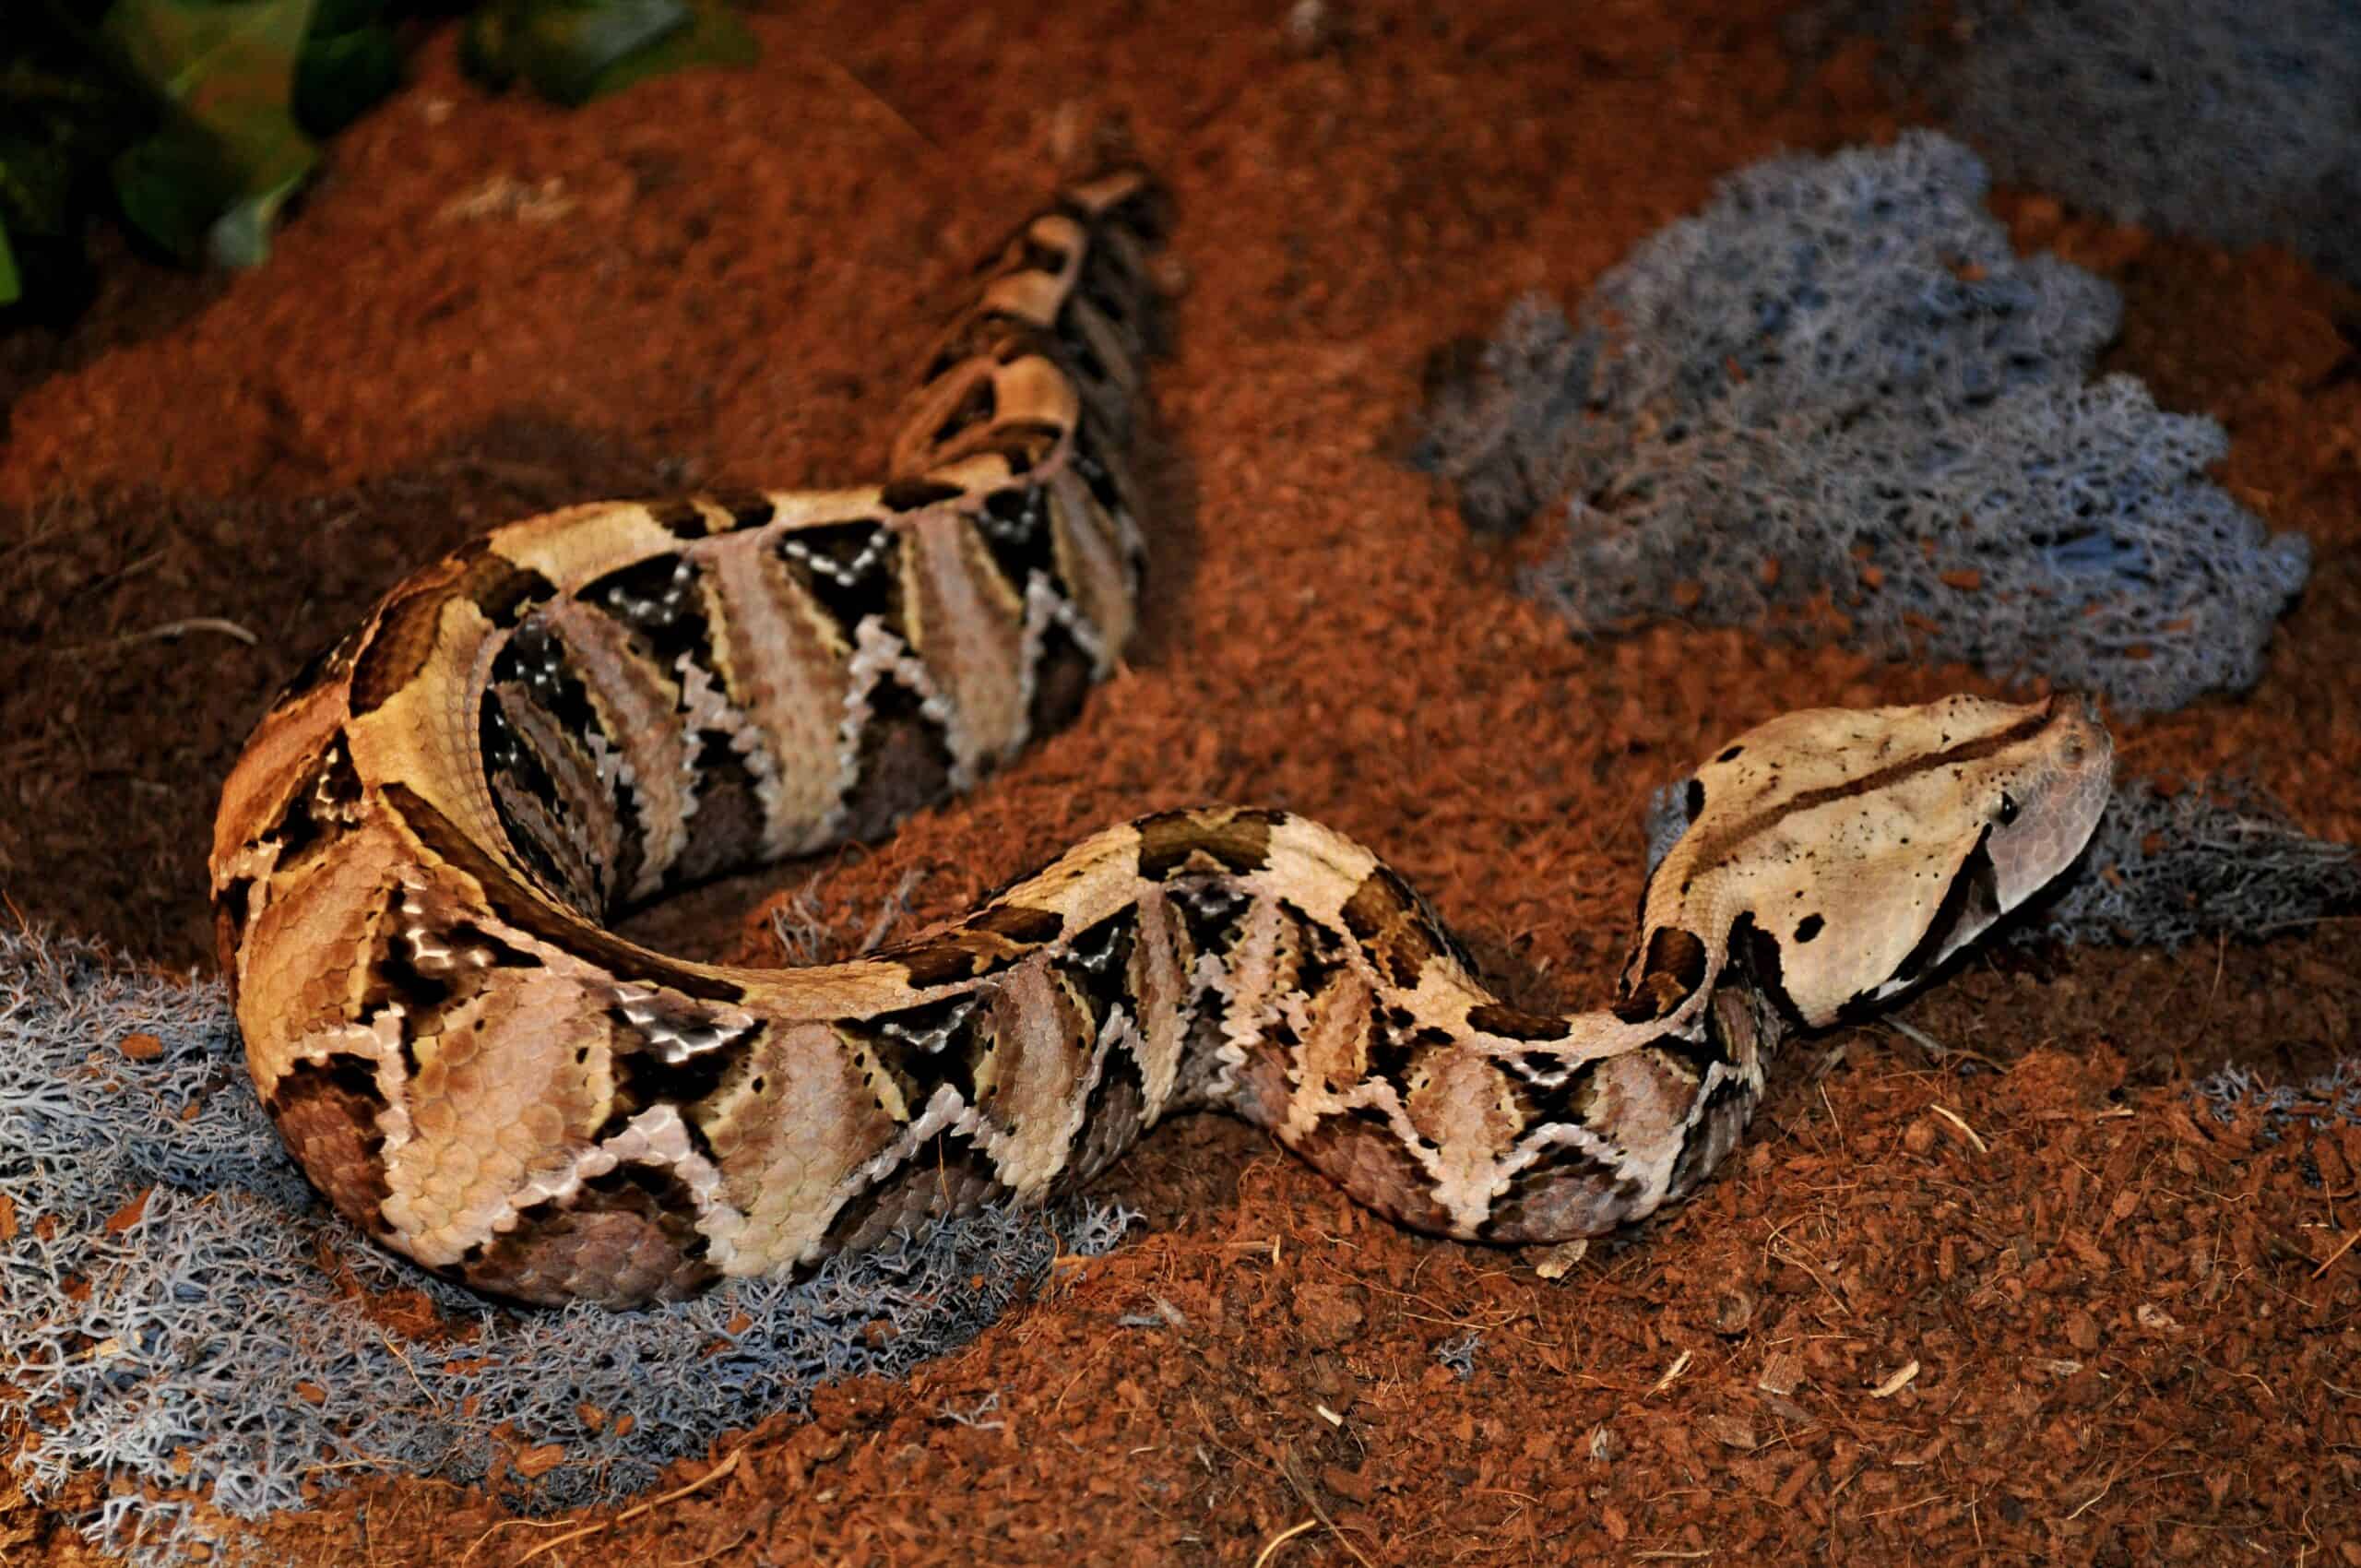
(1789, 0, 2361, 288)
(0, 930, 1133, 1565)
(1414, 132, 2310, 718)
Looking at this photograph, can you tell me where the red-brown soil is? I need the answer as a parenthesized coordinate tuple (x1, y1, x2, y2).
(4, 3, 2358, 1564)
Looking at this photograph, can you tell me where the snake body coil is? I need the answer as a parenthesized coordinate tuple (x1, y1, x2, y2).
(210, 173, 2114, 1307)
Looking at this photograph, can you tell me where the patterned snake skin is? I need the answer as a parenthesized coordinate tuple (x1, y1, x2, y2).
(209, 172, 2116, 1307)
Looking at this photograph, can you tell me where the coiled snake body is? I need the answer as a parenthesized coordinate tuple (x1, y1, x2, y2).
(210, 172, 2115, 1308)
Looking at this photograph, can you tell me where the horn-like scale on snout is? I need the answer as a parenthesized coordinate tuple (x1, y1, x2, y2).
(210, 168, 2111, 1307)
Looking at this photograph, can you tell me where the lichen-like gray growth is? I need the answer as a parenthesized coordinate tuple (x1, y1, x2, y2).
(0, 930, 1135, 1566)
(1412, 131, 2310, 718)
(2194, 1060, 2361, 1146)
(1788, 0, 2361, 289)
(1643, 773, 2357, 952)
(1433, 1331, 1482, 1382)
(2018, 778, 2360, 951)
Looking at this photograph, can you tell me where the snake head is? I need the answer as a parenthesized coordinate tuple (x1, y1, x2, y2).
(1627, 692, 2114, 1030)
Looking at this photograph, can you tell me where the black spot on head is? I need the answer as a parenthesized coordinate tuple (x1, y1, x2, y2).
(1794, 913, 1824, 944)
(1726, 912, 1804, 1028)
(1716, 744, 1744, 764)
(1684, 778, 1707, 823)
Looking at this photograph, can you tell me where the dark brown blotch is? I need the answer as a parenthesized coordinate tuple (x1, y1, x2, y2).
(1053, 905, 1140, 1028)
(891, 902, 1064, 991)
(819, 1131, 1007, 1256)
(1477, 1141, 1640, 1243)
(855, 992, 991, 1105)
(347, 582, 454, 717)
(1338, 864, 1453, 987)
(1504, 1056, 1599, 1129)
(463, 1163, 719, 1308)
(1134, 808, 1282, 881)
(1613, 926, 1708, 1024)
(1026, 619, 1097, 738)
(1063, 1042, 1148, 1188)
(648, 498, 711, 539)
(266, 1054, 393, 1237)
(457, 548, 558, 627)
(881, 477, 967, 512)
(668, 731, 766, 890)
(1467, 1003, 1571, 1043)
(837, 674, 956, 845)
(1287, 1110, 1457, 1234)
(381, 781, 747, 1004)
(710, 490, 777, 530)
(269, 620, 370, 709)
(972, 903, 1065, 945)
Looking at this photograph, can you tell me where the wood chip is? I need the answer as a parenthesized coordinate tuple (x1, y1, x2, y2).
(1930, 1104, 1988, 1155)
(1868, 1360, 1920, 1398)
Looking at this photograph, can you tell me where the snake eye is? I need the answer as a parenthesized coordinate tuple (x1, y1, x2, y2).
(1995, 791, 2020, 826)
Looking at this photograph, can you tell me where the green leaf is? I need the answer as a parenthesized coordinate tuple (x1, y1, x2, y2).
(463, 0, 760, 108)
(101, 0, 321, 267)
(0, 217, 20, 306)
(293, 0, 402, 137)
(0, 14, 160, 313)
(587, 0, 756, 101)
(465, 0, 694, 109)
